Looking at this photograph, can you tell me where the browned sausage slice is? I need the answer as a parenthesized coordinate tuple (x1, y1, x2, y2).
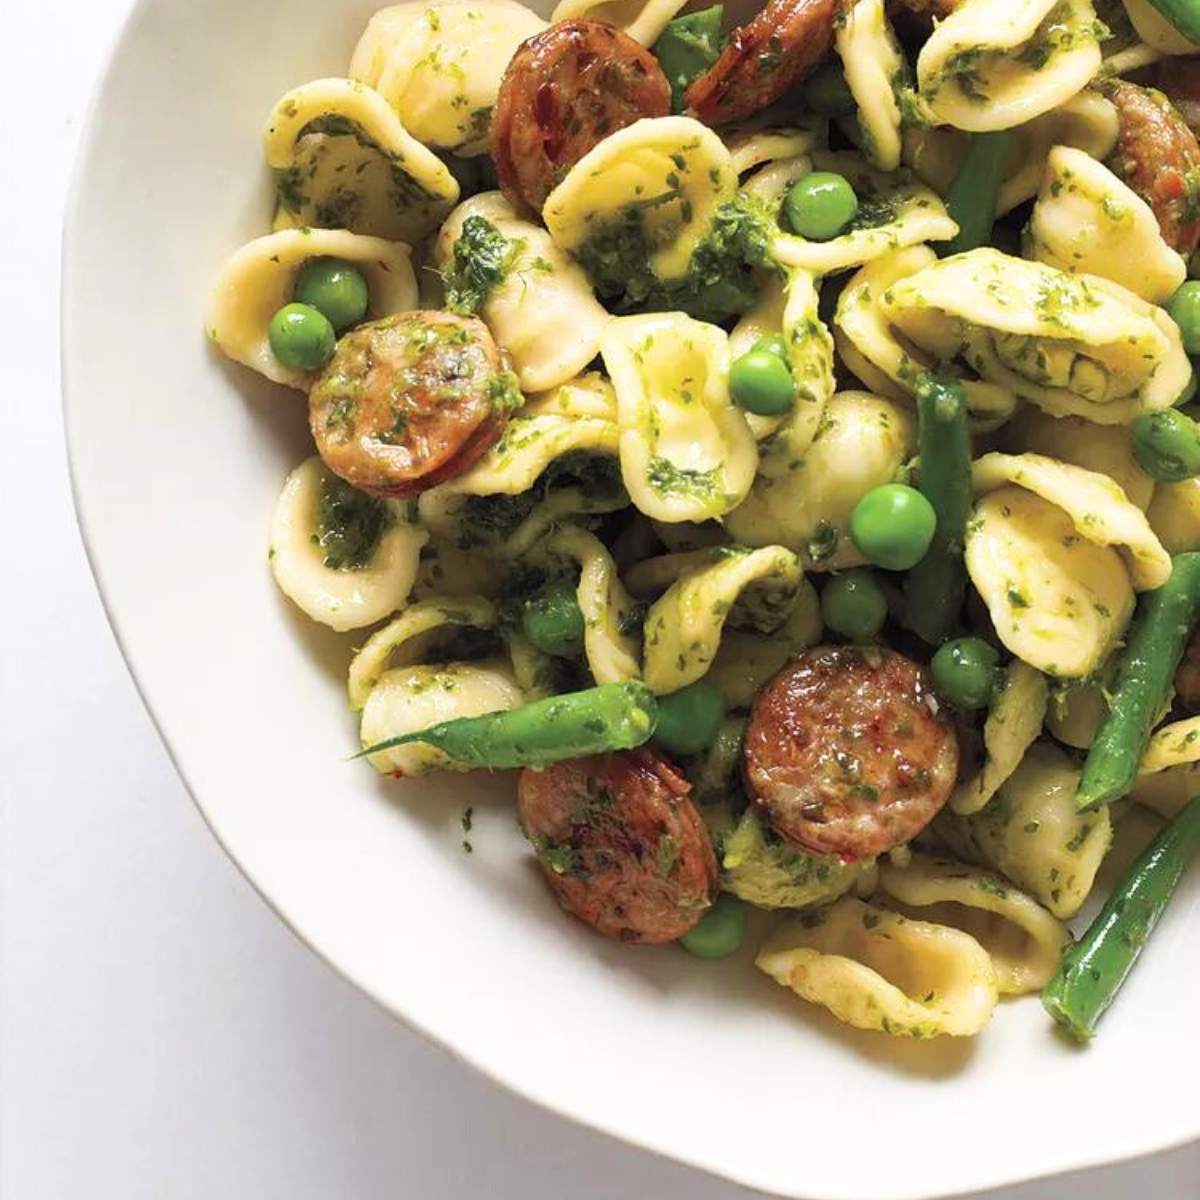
(684, 0, 839, 127)
(492, 19, 672, 215)
(1155, 56, 1200, 140)
(309, 310, 514, 497)
(517, 749, 718, 943)
(1105, 78, 1200, 257)
(743, 646, 958, 860)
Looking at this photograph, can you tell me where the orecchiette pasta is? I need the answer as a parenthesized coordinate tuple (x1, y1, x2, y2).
(1135, 717, 1200, 818)
(535, 526, 642, 684)
(965, 486, 1135, 678)
(903, 90, 1119, 217)
(544, 116, 737, 282)
(1147, 480, 1200, 554)
(836, 0, 906, 172)
(640, 545, 802, 694)
(550, 0, 688, 45)
(916, 0, 1104, 132)
(758, 898, 999, 1037)
(207, 228, 417, 388)
(371, 1, 546, 154)
(268, 457, 426, 631)
(834, 245, 1017, 430)
(972, 452, 1172, 589)
(772, 151, 958, 275)
(1121, 0, 1200, 53)
(1004, 409, 1155, 511)
(937, 740, 1112, 919)
(952, 662, 1049, 815)
(881, 248, 1192, 424)
(360, 660, 524, 775)
(417, 375, 624, 548)
(724, 391, 915, 569)
(877, 854, 1068, 994)
(725, 123, 823, 178)
(347, 594, 498, 708)
(263, 78, 459, 241)
(1026, 145, 1188, 303)
(601, 312, 757, 524)
(435, 192, 610, 392)
(720, 807, 863, 910)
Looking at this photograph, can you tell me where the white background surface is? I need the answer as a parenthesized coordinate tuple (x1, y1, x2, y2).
(2, 1, 1198, 1196)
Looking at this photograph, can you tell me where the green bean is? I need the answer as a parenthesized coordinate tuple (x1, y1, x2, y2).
(1077, 553, 1200, 810)
(943, 131, 1011, 257)
(1042, 795, 1200, 1040)
(354, 681, 658, 769)
(902, 372, 972, 645)
(1141, 0, 1200, 42)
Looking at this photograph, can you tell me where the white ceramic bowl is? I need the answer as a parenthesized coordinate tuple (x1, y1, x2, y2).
(64, 1, 1200, 1195)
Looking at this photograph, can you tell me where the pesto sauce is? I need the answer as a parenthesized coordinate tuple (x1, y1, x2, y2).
(315, 475, 391, 570)
(443, 214, 523, 315)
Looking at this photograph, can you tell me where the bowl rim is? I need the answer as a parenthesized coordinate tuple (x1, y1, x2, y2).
(59, 2, 1200, 1195)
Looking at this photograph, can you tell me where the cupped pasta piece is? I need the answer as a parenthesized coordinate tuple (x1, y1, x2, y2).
(724, 390, 915, 570)
(263, 78, 458, 241)
(207, 229, 417, 389)
(1004, 408, 1155, 511)
(952, 661, 1049, 815)
(416, 375, 624, 550)
(1026, 146, 1188, 304)
(758, 897, 999, 1037)
(729, 276, 793, 442)
(1135, 716, 1200, 818)
(350, 2, 429, 84)
(550, 0, 688, 45)
(741, 154, 814, 208)
(545, 116, 737, 281)
(1045, 673, 1110, 749)
(434, 192, 609, 392)
(835, 0, 906, 171)
(916, 0, 1103, 133)
(834, 245, 1016, 431)
(936, 740, 1112, 919)
(347, 595, 498, 708)
(1123, 0, 1200, 53)
(640, 545, 802, 693)
(972, 452, 1172, 590)
(904, 91, 1118, 218)
(1147, 479, 1200, 554)
(360, 660, 523, 775)
(269, 457, 426, 632)
(772, 151, 957, 276)
(725, 122, 823, 177)
(534, 526, 642, 684)
(705, 587, 822, 708)
(413, 536, 506, 599)
(965, 486, 1134, 679)
(877, 854, 1068, 994)
(721, 807, 862, 909)
(880, 248, 1192, 424)
(601, 312, 756, 523)
(505, 632, 561, 702)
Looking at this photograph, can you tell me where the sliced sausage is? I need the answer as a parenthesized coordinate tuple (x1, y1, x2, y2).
(684, 0, 839, 126)
(309, 310, 512, 497)
(1175, 626, 1200, 711)
(1155, 57, 1200, 141)
(743, 645, 958, 860)
(1105, 78, 1200, 257)
(492, 19, 671, 214)
(517, 749, 718, 943)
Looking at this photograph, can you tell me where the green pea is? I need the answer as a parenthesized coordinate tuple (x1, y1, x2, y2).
(802, 63, 856, 117)
(753, 333, 789, 362)
(784, 172, 858, 242)
(294, 258, 370, 333)
(655, 679, 727, 756)
(821, 569, 887, 641)
(730, 348, 795, 415)
(1132, 409, 1200, 482)
(1167, 280, 1200, 355)
(850, 483, 937, 571)
(931, 637, 1001, 711)
(268, 302, 336, 371)
(522, 582, 586, 659)
(679, 893, 747, 959)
